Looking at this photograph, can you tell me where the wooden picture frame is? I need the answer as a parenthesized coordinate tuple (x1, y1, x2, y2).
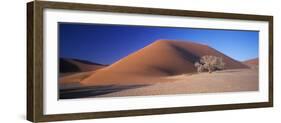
(27, 1, 273, 122)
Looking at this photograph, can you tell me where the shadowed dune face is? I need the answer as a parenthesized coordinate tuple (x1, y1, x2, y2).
(81, 40, 249, 85)
(59, 58, 108, 84)
(60, 58, 107, 73)
(59, 71, 95, 84)
(60, 59, 80, 73)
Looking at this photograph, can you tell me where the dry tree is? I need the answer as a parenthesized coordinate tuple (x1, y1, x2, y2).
(194, 55, 225, 73)
(194, 62, 204, 73)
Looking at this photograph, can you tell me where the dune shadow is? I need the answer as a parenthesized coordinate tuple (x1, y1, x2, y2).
(216, 69, 242, 73)
(59, 84, 150, 99)
(148, 44, 200, 76)
(170, 44, 200, 63)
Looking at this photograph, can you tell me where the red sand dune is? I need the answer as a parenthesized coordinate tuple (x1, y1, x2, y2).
(243, 58, 259, 66)
(81, 40, 249, 85)
(60, 58, 107, 73)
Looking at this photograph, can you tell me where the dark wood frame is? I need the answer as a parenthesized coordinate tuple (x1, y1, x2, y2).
(27, 1, 273, 122)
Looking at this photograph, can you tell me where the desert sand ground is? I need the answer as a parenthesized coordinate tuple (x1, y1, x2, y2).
(60, 68, 258, 99)
(96, 68, 258, 97)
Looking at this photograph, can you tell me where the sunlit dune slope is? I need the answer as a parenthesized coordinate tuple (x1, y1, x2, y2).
(81, 40, 249, 85)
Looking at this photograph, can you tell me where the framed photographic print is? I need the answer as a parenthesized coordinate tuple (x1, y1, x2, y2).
(27, 1, 273, 122)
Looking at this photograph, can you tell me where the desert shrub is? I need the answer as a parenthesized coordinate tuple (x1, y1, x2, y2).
(194, 62, 201, 68)
(215, 57, 225, 70)
(194, 55, 225, 73)
(197, 65, 205, 73)
(194, 62, 204, 73)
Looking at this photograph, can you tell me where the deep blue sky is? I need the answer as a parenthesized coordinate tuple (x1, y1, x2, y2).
(59, 22, 259, 65)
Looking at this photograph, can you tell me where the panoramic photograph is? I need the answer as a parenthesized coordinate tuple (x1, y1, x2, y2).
(58, 23, 259, 99)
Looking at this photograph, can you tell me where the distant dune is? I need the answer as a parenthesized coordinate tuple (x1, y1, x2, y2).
(60, 58, 107, 73)
(81, 40, 249, 85)
(243, 58, 259, 69)
(59, 71, 95, 85)
(243, 58, 259, 66)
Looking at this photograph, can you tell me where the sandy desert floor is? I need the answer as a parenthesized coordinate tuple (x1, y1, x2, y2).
(59, 68, 258, 99)
(96, 68, 258, 97)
